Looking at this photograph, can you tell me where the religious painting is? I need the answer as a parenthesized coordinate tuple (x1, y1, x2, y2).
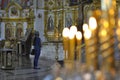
(56, 11, 63, 36)
(16, 23, 23, 39)
(65, 12, 73, 28)
(9, 6, 19, 17)
(44, 10, 56, 41)
(47, 14, 54, 32)
(5, 23, 13, 39)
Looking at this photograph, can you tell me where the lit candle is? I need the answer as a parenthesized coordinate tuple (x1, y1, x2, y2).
(84, 29, 91, 40)
(83, 23, 89, 32)
(84, 29, 95, 69)
(69, 25, 77, 60)
(70, 25, 77, 36)
(62, 28, 70, 60)
(76, 31, 82, 60)
(89, 17, 97, 31)
(84, 29, 92, 54)
(89, 17, 98, 70)
(89, 17, 98, 39)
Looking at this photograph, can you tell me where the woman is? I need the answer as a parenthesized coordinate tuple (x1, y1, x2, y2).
(33, 31, 41, 69)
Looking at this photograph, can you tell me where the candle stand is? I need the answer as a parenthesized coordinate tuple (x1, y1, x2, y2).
(0, 48, 16, 70)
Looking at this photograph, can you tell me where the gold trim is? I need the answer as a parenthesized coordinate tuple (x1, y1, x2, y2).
(0, 18, 29, 22)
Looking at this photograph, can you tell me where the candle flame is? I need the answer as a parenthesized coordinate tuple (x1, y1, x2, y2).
(76, 31, 82, 40)
(62, 28, 69, 37)
(83, 23, 89, 32)
(69, 31, 74, 39)
(70, 25, 77, 36)
(89, 17, 97, 30)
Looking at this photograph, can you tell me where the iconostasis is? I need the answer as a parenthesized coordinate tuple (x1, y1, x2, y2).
(43, 0, 101, 41)
(0, 0, 34, 40)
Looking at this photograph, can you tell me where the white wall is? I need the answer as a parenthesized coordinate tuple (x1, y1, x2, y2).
(34, 0, 46, 42)
(0, 22, 5, 40)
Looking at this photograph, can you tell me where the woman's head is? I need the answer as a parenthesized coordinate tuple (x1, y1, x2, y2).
(35, 31, 39, 37)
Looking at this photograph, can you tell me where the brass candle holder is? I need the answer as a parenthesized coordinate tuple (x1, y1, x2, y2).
(98, 0, 116, 71)
(83, 17, 98, 70)
(62, 26, 82, 69)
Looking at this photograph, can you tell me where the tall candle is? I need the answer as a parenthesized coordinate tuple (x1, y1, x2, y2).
(99, 22, 115, 70)
(83, 23, 89, 32)
(76, 31, 82, 61)
(99, 0, 116, 69)
(84, 29, 92, 68)
(62, 28, 70, 60)
(69, 25, 77, 60)
(84, 29, 91, 40)
(89, 17, 98, 70)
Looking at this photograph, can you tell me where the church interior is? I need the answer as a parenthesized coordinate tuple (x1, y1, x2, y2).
(0, 0, 120, 80)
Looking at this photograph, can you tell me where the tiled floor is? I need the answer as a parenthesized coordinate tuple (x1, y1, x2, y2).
(0, 53, 120, 80)
(0, 55, 55, 80)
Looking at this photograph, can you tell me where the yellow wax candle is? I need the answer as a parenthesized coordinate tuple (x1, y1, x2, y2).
(84, 29, 92, 40)
(69, 32, 75, 60)
(89, 17, 98, 70)
(62, 28, 70, 60)
(76, 31, 82, 60)
(84, 29, 92, 68)
(69, 25, 77, 60)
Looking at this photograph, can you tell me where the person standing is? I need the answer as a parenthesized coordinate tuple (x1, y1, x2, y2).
(33, 31, 41, 69)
